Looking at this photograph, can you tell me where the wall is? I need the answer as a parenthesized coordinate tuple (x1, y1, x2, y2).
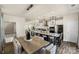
(3, 14, 26, 37)
(63, 13, 78, 43)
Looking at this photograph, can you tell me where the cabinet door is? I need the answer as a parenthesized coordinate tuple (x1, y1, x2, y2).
(48, 20, 55, 27)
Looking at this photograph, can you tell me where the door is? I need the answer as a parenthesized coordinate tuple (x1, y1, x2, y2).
(0, 12, 4, 53)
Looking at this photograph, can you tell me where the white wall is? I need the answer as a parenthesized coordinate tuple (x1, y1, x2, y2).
(3, 14, 26, 37)
(63, 13, 78, 43)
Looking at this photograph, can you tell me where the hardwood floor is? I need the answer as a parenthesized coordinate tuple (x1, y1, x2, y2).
(1, 41, 79, 54)
(3, 42, 14, 54)
(57, 41, 79, 54)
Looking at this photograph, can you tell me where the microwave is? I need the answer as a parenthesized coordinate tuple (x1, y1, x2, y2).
(49, 27, 55, 33)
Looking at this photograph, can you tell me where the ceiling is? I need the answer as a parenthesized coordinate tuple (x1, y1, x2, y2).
(1, 4, 30, 17)
(25, 4, 79, 20)
(0, 4, 79, 20)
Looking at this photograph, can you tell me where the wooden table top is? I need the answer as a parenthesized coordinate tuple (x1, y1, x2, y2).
(17, 36, 49, 54)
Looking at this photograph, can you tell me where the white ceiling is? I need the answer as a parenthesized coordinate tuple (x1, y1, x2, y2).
(1, 4, 79, 20)
(25, 4, 79, 20)
(1, 4, 30, 17)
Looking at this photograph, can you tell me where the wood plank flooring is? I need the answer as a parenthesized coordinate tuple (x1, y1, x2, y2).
(57, 41, 79, 54)
(1, 41, 79, 54)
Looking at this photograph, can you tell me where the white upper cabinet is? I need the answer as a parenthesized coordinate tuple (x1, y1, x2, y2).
(48, 20, 55, 27)
(56, 19, 63, 25)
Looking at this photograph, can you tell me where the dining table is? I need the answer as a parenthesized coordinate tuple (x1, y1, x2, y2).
(17, 36, 49, 54)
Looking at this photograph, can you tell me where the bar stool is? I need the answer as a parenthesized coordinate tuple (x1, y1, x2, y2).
(43, 35, 48, 41)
